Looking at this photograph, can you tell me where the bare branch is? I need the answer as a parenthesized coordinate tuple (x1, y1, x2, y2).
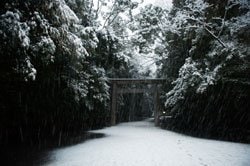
(89, 0, 94, 16)
(101, 1, 116, 29)
(218, 2, 238, 37)
(203, 24, 226, 48)
(105, 12, 120, 27)
(95, 0, 101, 19)
(185, 16, 227, 48)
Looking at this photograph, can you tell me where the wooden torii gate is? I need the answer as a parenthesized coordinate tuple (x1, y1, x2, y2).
(108, 78, 166, 126)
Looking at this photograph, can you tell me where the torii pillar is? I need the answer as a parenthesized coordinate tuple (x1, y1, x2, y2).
(111, 83, 117, 126)
(153, 85, 160, 126)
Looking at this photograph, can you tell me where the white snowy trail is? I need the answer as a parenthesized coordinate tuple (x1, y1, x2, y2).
(44, 119, 250, 166)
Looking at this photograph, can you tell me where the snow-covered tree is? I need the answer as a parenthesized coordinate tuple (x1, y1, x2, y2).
(158, 0, 250, 142)
(158, 0, 250, 110)
(0, 0, 136, 142)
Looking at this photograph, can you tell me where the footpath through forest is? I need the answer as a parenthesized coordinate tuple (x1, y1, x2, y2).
(44, 119, 250, 166)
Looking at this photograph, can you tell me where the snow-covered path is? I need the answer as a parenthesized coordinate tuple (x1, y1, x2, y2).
(44, 120, 250, 166)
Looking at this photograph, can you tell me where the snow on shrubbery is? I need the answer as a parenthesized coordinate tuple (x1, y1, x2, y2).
(165, 58, 202, 107)
(24, 58, 37, 81)
(78, 26, 99, 49)
(52, 0, 80, 25)
(0, 10, 30, 49)
(0, 10, 38, 81)
(0, 0, 114, 109)
(32, 36, 56, 57)
(65, 32, 89, 58)
(93, 67, 110, 103)
(163, 0, 250, 109)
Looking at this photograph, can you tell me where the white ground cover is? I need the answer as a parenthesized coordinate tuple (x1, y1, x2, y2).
(44, 119, 250, 166)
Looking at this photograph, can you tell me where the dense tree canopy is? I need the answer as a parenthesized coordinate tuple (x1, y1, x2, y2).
(0, 0, 136, 144)
(157, 0, 250, 142)
(0, 0, 249, 144)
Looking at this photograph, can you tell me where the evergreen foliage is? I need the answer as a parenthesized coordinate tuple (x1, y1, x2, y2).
(0, 0, 249, 145)
(0, 0, 133, 144)
(158, 0, 250, 142)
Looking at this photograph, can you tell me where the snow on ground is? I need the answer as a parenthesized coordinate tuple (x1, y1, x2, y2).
(44, 119, 250, 166)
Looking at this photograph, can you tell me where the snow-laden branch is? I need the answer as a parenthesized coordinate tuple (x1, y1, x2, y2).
(218, 1, 238, 37)
(185, 16, 227, 48)
(101, 1, 117, 29)
(202, 24, 227, 48)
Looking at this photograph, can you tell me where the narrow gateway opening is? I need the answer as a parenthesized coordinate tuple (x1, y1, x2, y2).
(109, 78, 165, 125)
(117, 89, 153, 122)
